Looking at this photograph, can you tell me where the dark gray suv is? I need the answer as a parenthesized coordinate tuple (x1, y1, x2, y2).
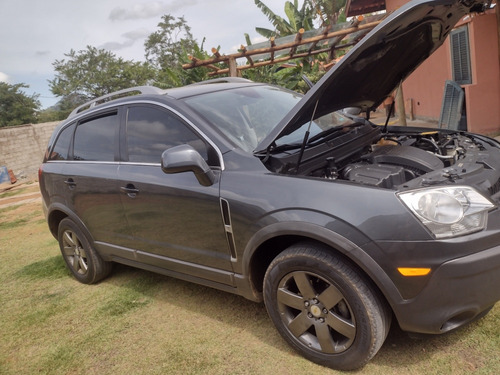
(39, 0, 500, 370)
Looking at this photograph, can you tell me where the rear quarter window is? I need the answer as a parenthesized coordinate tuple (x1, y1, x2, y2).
(48, 123, 75, 160)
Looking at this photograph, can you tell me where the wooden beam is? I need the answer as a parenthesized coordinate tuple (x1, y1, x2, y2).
(329, 15, 364, 60)
(290, 28, 304, 57)
(206, 64, 220, 71)
(270, 37, 276, 62)
(211, 47, 221, 58)
(182, 20, 383, 69)
(207, 42, 357, 76)
(239, 45, 254, 66)
(228, 57, 238, 77)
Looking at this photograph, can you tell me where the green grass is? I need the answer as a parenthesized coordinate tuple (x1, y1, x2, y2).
(1, 201, 499, 374)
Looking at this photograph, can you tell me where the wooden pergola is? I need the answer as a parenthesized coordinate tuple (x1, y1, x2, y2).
(182, 14, 387, 77)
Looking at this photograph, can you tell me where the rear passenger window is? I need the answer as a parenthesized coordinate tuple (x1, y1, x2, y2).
(126, 106, 208, 164)
(73, 113, 117, 161)
(49, 123, 75, 160)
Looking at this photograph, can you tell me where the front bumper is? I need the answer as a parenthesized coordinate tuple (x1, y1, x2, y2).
(392, 243, 500, 334)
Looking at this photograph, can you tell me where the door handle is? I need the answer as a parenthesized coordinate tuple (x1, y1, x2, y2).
(64, 178, 76, 189)
(120, 184, 139, 198)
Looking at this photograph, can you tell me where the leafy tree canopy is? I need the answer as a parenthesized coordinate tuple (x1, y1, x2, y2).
(49, 46, 156, 101)
(145, 15, 197, 71)
(144, 15, 213, 87)
(254, 0, 346, 38)
(0, 82, 40, 127)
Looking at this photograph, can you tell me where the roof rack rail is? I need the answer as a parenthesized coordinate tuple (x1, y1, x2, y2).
(68, 86, 165, 119)
(188, 77, 253, 86)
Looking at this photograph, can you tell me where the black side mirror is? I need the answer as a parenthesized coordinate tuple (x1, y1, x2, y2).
(161, 145, 216, 187)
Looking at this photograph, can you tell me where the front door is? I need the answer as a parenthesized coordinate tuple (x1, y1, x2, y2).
(117, 104, 232, 283)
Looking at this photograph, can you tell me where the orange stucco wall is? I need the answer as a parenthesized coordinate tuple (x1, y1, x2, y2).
(385, 0, 500, 134)
(402, 42, 451, 120)
(464, 13, 500, 133)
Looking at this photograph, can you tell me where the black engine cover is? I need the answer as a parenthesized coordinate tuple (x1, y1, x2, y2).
(363, 145, 444, 172)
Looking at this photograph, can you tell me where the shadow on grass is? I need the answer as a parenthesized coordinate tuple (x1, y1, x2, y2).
(20, 257, 489, 371)
(104, 263, 489, 371)
(107, 264, 279, 341)
(15, 255, 69, 280)
(96, 270, 161, 317)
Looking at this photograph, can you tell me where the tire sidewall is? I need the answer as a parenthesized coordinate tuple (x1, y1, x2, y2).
(263, 245, 386, 370)
(57, 218, 101, 284)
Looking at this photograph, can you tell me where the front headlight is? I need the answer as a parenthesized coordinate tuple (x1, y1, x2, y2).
(398, 187, 495, 239)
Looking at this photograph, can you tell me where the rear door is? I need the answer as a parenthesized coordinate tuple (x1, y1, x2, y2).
(64, 110, 128, 247)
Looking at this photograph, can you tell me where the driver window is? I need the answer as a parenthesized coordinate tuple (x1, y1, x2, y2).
(125, 105, 208, 164)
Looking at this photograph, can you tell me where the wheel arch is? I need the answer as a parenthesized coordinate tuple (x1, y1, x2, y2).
(46, 204, 96, 251)
(243, 222, 402, 311)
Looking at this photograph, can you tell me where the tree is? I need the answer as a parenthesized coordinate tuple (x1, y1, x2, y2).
(0, 82, 40, 127)
(250, 0, 337, 91)
(49, 46, 156, 101)
(145, 15, 198, 70)
(311, 0, 347, 27)
(144, 15, 213, 87)
(254, 0, 315, 38)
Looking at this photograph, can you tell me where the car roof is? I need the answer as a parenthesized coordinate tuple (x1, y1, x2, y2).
(164, 78, 265, 99)
(66, 78, 263, 120)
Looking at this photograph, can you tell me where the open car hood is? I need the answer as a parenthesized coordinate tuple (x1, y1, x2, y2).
(255, 0, 487, 153)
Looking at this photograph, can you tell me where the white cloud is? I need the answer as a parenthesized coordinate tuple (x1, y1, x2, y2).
(99, 28, 150, 51)
(0, 0, 288, 108)
(109, 0, 198, 21)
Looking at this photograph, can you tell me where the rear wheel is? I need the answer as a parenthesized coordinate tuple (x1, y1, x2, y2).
(58, 218, 112, 284)
(263, 243, 391, 371)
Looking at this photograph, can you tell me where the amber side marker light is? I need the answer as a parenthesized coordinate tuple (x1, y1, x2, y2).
(398, 267, 431, 276)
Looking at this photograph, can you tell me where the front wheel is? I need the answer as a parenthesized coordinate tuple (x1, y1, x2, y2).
(263, 243, 391, 371)
(58, 218, 112, 284)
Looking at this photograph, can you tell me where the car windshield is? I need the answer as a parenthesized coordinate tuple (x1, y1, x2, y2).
(183, 85, 355, 152)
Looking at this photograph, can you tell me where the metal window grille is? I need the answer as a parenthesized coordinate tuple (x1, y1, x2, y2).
(439, 80, 464, 130)
(450, 26, 472, 85)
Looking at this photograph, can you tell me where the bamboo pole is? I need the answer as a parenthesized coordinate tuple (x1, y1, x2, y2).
(182, 20, 382, 69)
(290, 28, 305, 57)
(207, 42, 356, 76)
(228, 57, 238, 77)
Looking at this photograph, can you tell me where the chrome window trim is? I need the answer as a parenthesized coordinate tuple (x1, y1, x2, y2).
(45, 160, 120, 165)
(54, 99, 226, 170)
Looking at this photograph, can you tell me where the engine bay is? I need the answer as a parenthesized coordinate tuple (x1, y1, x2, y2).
(263, 123, 500, 195)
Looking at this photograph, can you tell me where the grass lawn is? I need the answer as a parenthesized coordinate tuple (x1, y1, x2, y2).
(1, 185, 499, 374)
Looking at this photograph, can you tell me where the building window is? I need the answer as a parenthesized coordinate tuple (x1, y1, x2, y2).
(450, 25, 472, 85)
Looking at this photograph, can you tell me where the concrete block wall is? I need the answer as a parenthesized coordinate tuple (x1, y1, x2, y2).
(0, 122, 60, 180)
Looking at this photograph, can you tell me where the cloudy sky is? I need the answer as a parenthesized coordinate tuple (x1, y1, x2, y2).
(0, 0, 288, 108)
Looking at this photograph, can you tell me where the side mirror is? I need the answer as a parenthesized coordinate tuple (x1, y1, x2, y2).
(161, 145, 216, 187)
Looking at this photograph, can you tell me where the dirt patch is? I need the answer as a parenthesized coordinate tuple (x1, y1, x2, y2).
(0, 182, 41, 212)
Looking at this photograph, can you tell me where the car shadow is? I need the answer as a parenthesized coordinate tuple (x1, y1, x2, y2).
(107, 263, 484, 371)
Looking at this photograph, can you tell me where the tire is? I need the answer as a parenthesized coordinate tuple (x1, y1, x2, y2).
(57, 218, 112, 284)
(263, 242, 391, 371)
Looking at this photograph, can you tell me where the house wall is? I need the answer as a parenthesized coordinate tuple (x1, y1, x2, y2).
(401, 43, 451, 120)
(386, 0, 500, 134)
(465, 13, 500, 133)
